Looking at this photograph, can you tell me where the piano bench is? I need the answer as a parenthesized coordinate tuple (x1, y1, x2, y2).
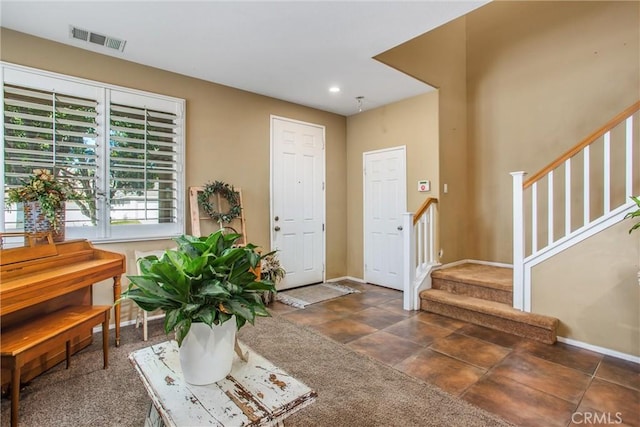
(0, 305, 111, 427)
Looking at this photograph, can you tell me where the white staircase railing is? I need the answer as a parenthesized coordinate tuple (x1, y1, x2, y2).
(403, 197, 438, 310)
(512, 102, 639, 311)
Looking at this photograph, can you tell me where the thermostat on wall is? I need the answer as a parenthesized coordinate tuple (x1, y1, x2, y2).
(418, 180, 430, 192)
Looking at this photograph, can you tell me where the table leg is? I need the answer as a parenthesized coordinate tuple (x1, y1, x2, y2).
(113, 275, 121, 347)
(103, 311, 110, 368)
(145, 402, 166, 427)
(10, 360, 20, 427)
(66, 340, 71, 368)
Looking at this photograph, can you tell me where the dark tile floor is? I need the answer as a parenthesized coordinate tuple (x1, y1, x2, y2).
(270, 282, 640, 427)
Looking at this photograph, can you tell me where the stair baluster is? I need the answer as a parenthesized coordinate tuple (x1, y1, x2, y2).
(511, 102, 639, 312)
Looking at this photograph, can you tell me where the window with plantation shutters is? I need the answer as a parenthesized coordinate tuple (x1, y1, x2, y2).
(109, 103, 179, 226)
(3, 84, 99, 230)
(1, 63, 185, 242)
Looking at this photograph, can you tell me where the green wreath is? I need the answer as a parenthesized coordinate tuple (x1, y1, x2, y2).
(198, 181, 242, 224)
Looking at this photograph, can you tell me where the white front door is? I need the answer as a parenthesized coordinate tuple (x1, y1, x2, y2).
(363, 146, 407, 290)
(271, 117, 325, 290)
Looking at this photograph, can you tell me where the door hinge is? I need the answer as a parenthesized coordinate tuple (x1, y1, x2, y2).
(322, 181, 325, 191)
(322, 223, 325, 231)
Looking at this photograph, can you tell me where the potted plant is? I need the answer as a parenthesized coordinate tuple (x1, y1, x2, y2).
(121, 230, 276, 384)
(260, 252, 285, 304)
(5, 169, 77, 242)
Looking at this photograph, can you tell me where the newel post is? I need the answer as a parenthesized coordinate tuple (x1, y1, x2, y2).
(511, 171, 526, 311)
(402, 212, 415, 311)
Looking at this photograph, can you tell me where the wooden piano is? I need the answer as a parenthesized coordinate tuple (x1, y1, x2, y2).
(0, 233, 125, 391)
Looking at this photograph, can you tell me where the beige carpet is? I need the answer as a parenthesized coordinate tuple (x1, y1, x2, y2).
(0, 314, 513, 427)
(276, 282, 360, 308)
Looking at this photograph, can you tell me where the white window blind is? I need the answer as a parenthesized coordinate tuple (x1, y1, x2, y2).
(4, 83, 99, 229)
(109, 103, 179, 226)
(1, 63, 185, 242)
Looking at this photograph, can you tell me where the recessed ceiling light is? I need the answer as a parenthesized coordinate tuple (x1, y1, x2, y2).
(329, 86, 341, 93)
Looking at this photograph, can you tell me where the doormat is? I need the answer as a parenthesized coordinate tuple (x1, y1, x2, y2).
(275, 282, 360, 308)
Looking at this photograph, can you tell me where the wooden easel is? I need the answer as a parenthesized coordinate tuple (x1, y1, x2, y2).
(188, 186, 247, 245)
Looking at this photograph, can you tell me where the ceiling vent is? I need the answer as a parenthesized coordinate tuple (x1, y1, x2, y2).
(69, 25, 126, 52)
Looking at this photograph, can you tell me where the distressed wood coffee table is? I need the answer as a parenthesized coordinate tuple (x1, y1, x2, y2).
(129, 340, 317, 427)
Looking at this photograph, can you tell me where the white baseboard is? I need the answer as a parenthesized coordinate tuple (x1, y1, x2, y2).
(93, 313, 166, 334)
(432, 261, 638, 363)
(431, 259, 468, 270)
(467, 259, 513, 268)
(435, 259, 513, 270)
(95, 312, 639, 365)
(557, 336, 640, 364)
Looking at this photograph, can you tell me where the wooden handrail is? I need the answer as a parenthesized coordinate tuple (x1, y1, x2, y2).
(413, 197, 438, 225)
(523, 101, 640, 189)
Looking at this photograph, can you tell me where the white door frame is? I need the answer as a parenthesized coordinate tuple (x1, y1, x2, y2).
(363, 145, 407, 288)
(270, 115, 326, 287)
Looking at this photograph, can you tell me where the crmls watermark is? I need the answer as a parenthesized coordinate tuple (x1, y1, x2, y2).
(571, 412, 623, 425)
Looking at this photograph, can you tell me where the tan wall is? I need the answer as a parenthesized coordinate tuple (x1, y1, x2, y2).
(1, 28, 348, 324)
(376, 17, 470, 264)
(377, 1, 640, 264)
(376, 1, 640, 355)
(346, 92, 439, 278)
(532, 221, 640, 356)
(466, 1, 639, 355)
(465, 0, 640, 262)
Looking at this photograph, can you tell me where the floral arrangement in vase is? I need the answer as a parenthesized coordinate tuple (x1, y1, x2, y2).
(5, 169, 76, 241)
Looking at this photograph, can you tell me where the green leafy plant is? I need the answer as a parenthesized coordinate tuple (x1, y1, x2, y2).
(625, 196, 640, 234)
(121, 230, 276, 345)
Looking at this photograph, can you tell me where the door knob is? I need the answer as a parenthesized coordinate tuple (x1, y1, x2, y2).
(274, 226, 281, 231)
(274, 216, 279, 221)
(397, 225, 403, 231)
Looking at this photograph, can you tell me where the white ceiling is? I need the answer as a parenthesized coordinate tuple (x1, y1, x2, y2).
(0, 1, 488, 116)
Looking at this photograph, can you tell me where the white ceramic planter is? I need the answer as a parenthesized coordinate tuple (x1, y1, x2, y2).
(179, 319, 236, 385)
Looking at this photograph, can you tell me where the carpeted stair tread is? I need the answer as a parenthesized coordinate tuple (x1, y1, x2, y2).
(424, 264, 558, 344)
(420, 289, 558, 330)
(431, 263, 512, 292)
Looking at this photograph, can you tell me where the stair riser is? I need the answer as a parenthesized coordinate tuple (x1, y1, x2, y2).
(421, 299, 556, 345)
(432, 278, 513, 305)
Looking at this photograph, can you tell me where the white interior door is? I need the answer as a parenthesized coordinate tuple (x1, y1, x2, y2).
(271, 117, 325, 290)
(364, 146, 407, 290)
